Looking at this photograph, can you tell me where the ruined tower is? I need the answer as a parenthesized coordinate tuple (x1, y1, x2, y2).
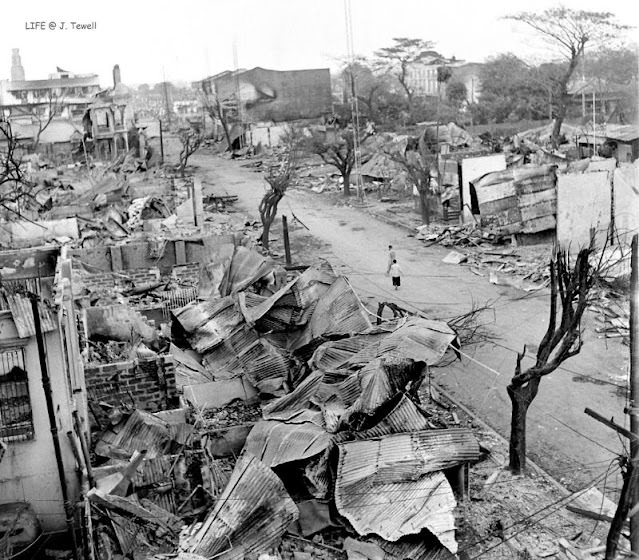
(11, 48, 25, 81)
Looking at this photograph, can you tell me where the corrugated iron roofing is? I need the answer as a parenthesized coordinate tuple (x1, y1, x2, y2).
(218, 246, 280, 296)
(376, 318, 457, 365)
(95, 410, 173, 460)
(310, 332, 387, 371)
(186, 301, 245, 355)
(335, 430, 478, 552)
(372, 534, 457, 560)
(185, 453, 298, 560)
(202, 324, 259, 373)
(4, 294, 57, 338)
(290, 276, 373, 352)
(355, 394, 431, 439)
(174, 296, 237, 333)
(346, 358, 424, 418)
(263, 371, 325, 418)
(243, 419, 331, 467)
(309, 318, 456, 373)
(234, 339, 289, 396)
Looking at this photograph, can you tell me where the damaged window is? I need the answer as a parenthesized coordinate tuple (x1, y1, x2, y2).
(0, 347, 34, 442)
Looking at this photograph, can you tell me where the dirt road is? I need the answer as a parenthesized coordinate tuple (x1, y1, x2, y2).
(193, 152, 628, 492)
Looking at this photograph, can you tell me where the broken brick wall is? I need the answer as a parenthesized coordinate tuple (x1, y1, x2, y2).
(71, 235, 236, 275)
(77, 268, 161, 292)
(84, 355, 178, 428)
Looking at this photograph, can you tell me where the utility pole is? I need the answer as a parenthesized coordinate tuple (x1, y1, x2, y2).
(630, 233, 639, 553)
(587, 235, 638, 559)
(162, 66, 172, 129)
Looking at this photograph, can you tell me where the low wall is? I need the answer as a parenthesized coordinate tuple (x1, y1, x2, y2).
(84, 355, 178, 428)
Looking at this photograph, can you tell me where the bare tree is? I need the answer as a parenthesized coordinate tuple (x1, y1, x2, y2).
(259, 128, 301, 250)
(506, 8, 629, 148)
(375, 38, 444, 116)
(387, 143, 437, 225)
(0, 120, 37, 218)
(199, 90, 235, 151)
(508, 245, 597, 474)
(175, 124, 204, 178)
(308, 129, 372, 198)
(30, 91, 63, 152)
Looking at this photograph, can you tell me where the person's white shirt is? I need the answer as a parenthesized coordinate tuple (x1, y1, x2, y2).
(389, 263, 402, 277)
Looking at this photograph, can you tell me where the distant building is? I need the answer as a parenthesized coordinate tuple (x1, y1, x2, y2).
(84, 64, 135, 160)
(198, 67, 332, 123)
(406, 58, 482, 103)
(0, 49, 101, 124)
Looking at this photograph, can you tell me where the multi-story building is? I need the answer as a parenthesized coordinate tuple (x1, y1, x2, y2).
(198, 66, 332, 123)
(0, 49, 101, 124)
(406, 58, 482, 103)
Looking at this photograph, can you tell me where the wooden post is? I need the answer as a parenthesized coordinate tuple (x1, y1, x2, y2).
(282, 215, 291, 266)
(159, 118, 165, 164)
(630, 234, 639, 553)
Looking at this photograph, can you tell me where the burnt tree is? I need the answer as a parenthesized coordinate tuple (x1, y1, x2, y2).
(387, 143, 437, 225)
(308, 130, 371, 198)
(176, 124, 204, 178)
(1, 120, 38, 218)
(508, 246, 597, 473)
(259, 129, 300, 250)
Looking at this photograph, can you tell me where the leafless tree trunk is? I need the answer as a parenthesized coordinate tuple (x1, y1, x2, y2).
(508, 246, 597, 473)
(259, 129, 300, 249)
(32, 92, 62, 152)
(176, 126, 204, 178)
(1, 120, 38, 218)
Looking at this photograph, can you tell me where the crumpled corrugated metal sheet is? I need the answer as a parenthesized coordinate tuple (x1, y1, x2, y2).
(335, 428, 480, 552)
(242, 418, 331, 467)
(218, 246, 284, 297)
(290, 276, 373, 352)
(202, 324, 259, 374)
(174, 296, 245, 354)
(310, 318, 456, 372)
(184, 453, 298, 560)
(346, 357, 425, 419)
(4, 293, 57, 338)
(95, 410, 173, 460)
(233, 338, 289, 396)
(309, 331, 389, 372)
(372, 534, 457, 560)
(170, 343, 212, 389)
(240, 262, 337, 331)
(376, 318, 457, 364)
(354, 394, 431, 439)
(262, 371, 325, 418)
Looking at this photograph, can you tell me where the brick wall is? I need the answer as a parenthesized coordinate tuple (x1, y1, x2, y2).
(171, 263, 200, 286)
(84, 355, 177, 428)
(75, 267, 161, 292)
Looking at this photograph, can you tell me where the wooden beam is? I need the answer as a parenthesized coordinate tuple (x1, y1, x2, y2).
(584, 407, 636, 441)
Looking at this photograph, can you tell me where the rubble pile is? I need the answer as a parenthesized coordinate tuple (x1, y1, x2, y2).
(81, 241, 487, 560)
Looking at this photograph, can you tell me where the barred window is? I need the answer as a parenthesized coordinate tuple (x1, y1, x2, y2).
(0, 348, 34, 442)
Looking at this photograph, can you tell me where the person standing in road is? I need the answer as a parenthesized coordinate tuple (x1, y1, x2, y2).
(386, 245, 396, 274)
(389, 259, 402, 290)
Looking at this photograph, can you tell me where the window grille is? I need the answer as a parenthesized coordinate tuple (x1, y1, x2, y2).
(0, 348, 34, 442)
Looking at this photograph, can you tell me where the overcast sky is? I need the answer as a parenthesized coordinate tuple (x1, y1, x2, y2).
(1, 0, 637, 87)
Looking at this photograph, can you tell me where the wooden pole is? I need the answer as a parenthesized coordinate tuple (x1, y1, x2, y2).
(630, 234, 639, 553)
(159, 118, 165, 164)
(282, 215, 292, 266)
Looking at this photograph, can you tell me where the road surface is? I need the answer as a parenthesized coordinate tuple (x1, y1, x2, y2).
(193, 152, 629, 493)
